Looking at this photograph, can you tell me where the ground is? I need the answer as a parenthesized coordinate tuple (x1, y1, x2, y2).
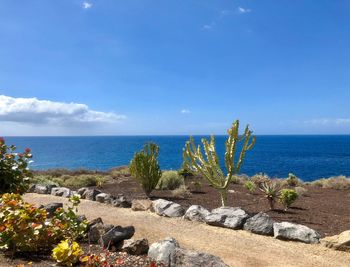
(96, 175, 350, 236)
(14, 194, 350, 267)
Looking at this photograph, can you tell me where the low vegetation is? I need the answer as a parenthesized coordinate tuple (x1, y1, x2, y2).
(157, 171, 184, 190)
(279, 189, 298, 211)
(308, 175, 350, 190)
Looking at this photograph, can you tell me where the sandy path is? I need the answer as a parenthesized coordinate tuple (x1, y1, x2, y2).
(24, 193, 350, 267)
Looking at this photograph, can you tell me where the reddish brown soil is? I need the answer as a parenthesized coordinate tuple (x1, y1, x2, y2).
(98, 176, 350, 237)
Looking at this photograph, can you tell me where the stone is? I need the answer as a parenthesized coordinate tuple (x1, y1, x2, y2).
(77, 187, 88, 196)
(184, 205, 211, 222)
(273, 222, 321, 244)
(51, 187, 71, 198)
(243, 212, 274, 236)
(32, 184, 56, 194)
(152, 199, 185, 217)
(89, 223, 105, 243)
(96, 193, 112, 203)
(171, 248, 229, 267)
(321, 230, 350, 251)
(122, 238, 149, 255)
(205, 207, 249, 229)
(39, 202, 63, 217)
(87, 217, 103, 230)
(131, 199, 153, 211)
(82, 189, 102, 201)
(100, 226, 135, 248)
(112, 195, 131, 208)
(148, 237, 179, 266)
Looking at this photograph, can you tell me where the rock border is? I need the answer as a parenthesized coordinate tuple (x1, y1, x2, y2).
(29, 184, 324, 245)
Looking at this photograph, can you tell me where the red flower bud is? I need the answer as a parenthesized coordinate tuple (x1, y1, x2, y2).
(25, 148, 31, 153)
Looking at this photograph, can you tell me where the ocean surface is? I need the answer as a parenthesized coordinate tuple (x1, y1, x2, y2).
(4, 135, 350, 181)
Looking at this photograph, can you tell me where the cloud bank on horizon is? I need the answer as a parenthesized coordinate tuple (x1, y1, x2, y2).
(0, 95, 125, 135)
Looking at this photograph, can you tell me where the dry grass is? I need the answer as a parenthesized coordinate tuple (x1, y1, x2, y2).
(308, 176, 350, 189)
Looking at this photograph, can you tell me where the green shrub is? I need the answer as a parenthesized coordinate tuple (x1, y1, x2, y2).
(0, 193, 87, 254)
(0, 193, 53, 252)
(157, 171, 184, 190)
(177, 165, 193, 179)
(279, 189, 298, 211)
(244, 180, 256, 193)
(51, 195, 87, 241)
(286, 173, 302, 187)
(52, 239, 83, 267)
(0, 138, 33, 194)
(129, 143, 162, 197)
(260, 181, 279, 210)
(189, 180, 203, 193)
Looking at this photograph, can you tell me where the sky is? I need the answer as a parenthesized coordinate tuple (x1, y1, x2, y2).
(1, 0, 350, 136)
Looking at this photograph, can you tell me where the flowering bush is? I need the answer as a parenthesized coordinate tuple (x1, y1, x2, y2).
(0, 193, 54, 252)
(50, 195, 87, 241)
(0, 138, 33, 194)
(52, 239, 83, 267)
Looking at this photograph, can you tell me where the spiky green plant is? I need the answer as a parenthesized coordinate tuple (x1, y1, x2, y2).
(129, 143, 162, 197)
(260, 181, 279, 210)
(183, 120, 255, 206)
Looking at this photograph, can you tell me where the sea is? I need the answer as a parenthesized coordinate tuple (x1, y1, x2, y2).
(4, 135, 350, 182)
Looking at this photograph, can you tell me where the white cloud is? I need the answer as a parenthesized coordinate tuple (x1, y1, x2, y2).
(82, 2, 92, 9)
(203, 24, 213, 30)
(181, 109, 191, 114)
(0, 95, 125, 125)
(304, 118, 350, 125)
(238, 7, 251, 14)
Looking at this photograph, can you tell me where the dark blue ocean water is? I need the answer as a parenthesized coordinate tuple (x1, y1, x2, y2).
(4, 136, 350, 181)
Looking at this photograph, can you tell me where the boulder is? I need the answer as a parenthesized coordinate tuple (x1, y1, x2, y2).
(87, 217, 103, 230)
(273, 222, 321, 244)
(243, 212, 274, 236)
(205, 207, 249, 229)
(51, 187, 71, 198)
(89, 223, 105, 243)
(184, 205, 211, 222)
(171, 248, 229, 267)
(77, 187, 88, 196)
(100, 226, 135, 248)
(39, 202, 63, 217)
(82, 189, 102, 201)
(96, 193, 112, 203)
(112, 195, 132, 208)
(131, 199, 153, 211)
(152, 199, 185, 217)
(31, 184, 56, 194)
(148, 237, 179, 266)
(321, 230, 350, 251)
(122, 238, 149, 255)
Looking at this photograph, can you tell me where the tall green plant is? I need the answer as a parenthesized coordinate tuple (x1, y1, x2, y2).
(183, 120, 255, 206)
(0, 138, 33, 194)
(129, 143, 162, 197)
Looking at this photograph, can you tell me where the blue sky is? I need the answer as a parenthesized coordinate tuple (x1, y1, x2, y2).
(1, 0, 350, 135)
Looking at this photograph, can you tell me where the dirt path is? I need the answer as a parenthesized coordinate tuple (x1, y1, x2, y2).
(24, 193, 350, 267)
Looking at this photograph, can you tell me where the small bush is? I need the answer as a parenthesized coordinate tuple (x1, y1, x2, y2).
(0, 138, 33, 194)
(189, 180, 203, 193)
(171, 185, 191, 198)
(295, 186, 308, 196)
(279, 189, 298, 211)
(251, 173, 270, 188)
(52, 239, 83, 267)
(129, 143, 162, 197)
(0, 193, 53, 252)
(109, 166, 130, 178)
(244, 180, 256, 193)
(286, 173, 302, 187)
(177, 166, 194, 179)
(260, 181, 279, 210)
(157, 171, 184, 190)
